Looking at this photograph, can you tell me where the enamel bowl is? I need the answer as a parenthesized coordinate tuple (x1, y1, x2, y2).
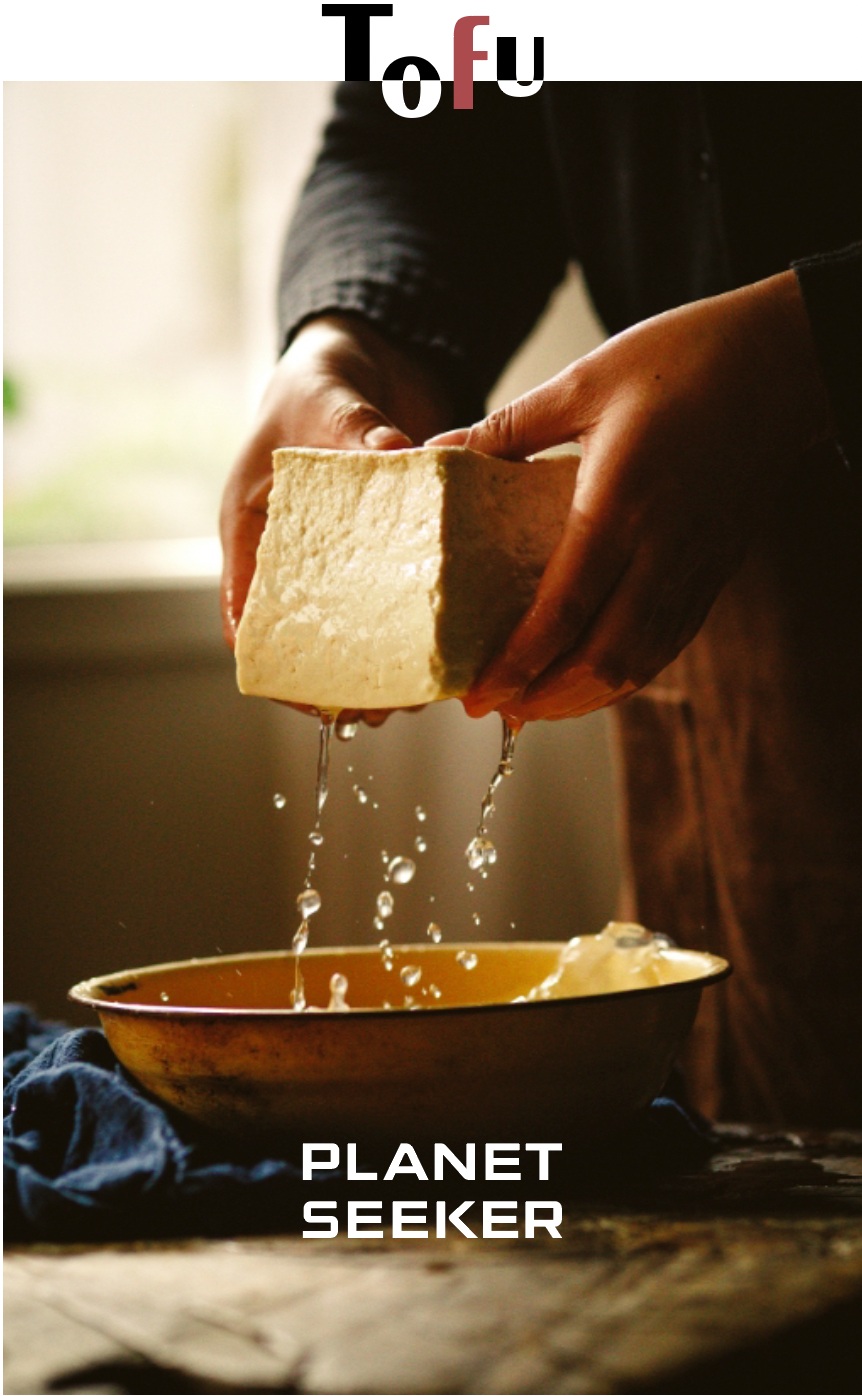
(69, 938, 729, 1147)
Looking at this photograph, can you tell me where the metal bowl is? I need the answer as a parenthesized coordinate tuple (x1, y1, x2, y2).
(69, 940, 729, 1147)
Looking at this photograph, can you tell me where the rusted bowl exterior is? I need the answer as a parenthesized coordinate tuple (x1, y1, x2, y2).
(69, 942, 729, 1147)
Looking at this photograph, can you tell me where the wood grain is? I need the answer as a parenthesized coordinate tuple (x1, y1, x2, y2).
(6, 1125, 861, 1395)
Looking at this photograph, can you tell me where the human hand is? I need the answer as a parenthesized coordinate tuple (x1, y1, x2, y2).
(428, 271, 833, 723)
(220, 314, 453, 725)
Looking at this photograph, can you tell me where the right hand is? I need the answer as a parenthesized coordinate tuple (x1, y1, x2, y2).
(219, 314, 453, 724)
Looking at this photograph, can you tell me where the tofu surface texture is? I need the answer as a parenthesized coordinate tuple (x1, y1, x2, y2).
(235, 445, 577, 710)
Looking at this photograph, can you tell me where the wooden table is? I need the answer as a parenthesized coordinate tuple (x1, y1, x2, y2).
(6, 1125, 862, 1395)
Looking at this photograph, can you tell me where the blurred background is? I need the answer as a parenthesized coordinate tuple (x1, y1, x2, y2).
(5, 82, 621, 1022)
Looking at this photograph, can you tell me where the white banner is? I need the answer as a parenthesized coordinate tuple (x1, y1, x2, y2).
(3, 0, 858, 80)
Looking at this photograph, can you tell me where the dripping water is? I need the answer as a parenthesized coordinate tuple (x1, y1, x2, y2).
(293, 714, 334, 1011)
(464, 717, 518, 873)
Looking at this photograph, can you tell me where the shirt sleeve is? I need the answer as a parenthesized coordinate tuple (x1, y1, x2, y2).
(278, 82, 570, 422)
(793, 241, 862, 472)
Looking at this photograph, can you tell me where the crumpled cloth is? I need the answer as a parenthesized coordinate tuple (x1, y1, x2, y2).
(4, 1004, 715, 1243)
(4, 1005, 304, 1242)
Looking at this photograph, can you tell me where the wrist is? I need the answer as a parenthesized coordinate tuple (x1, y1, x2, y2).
(742, 269, 835, 454)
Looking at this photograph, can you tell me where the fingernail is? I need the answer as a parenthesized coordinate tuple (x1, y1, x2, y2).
(463, 685, 519, 718)
(425, 428, 471, 447)
(364, 425, 411, 450)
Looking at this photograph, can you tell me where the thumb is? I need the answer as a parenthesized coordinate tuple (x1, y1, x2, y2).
(321, 381, 413, 451)
(427, 364, 592, 460)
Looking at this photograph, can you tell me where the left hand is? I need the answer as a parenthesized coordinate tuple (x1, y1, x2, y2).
(428, 271, 833, 723)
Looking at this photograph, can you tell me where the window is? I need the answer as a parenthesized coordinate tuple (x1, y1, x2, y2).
(4, 82, 333, 547)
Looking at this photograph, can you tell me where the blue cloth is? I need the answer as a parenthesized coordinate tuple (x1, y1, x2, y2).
(4, 1005, 715, 1242)
(4, 1006, 304, 1242)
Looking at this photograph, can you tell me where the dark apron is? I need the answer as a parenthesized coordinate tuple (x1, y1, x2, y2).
(614, 445, 862, 1126)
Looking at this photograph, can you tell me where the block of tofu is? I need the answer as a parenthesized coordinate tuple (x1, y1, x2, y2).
(235, 445, 578, 711)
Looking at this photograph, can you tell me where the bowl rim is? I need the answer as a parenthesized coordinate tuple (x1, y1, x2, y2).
(68, 942, 732, 1021)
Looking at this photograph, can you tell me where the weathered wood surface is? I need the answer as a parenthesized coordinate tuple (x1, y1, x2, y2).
(6, 1125, 862, 1396)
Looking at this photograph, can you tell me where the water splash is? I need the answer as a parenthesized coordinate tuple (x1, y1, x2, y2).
(328, 972, 350, 1011)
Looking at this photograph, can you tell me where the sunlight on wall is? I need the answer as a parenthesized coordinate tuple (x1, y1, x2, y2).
(4, 82, 334, 544)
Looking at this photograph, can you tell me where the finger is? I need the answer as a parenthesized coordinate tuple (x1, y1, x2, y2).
(511, 674, 637, 723)
(427, 362, 595, 461)
(463, 504, 629, 717)
(425, 427, 470, 446)
(317, 382, 413, 452)
(362, 710, 392, 727)
(513, 546, 726, 722)
(219, 479, 268, 649)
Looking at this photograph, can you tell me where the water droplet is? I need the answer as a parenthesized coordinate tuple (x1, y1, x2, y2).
(456, 951, 478, 971)
(510, 921, 516, 930)
(353, 785, 368, 805)
(611, 927, 652, 948)
(403, 994, 415, 1008)
(377, 891, 394, 919)
(415, 805, 427, 822)
(466, 835, 497, 870)
(427, 922, 442, 943)
(378, 937, 391, 951)
(335, 718, 359, 742)
(159, 991, 170, 1002)
(382, 1001, 392, 1010)
(297, 888, 321, 919)
(273, 792, 286, 810)
(466, 882, 474, 893)
(472, 912, 481, 926)
(400, 964, 422, 988)
(372, 801, 379, 809)
(414, 836, 427, 853)
(292, 983, 306, 1012)
(309, 829, 324, 846)
(292, 923, 309, 955)
(428, 982, 442, 999)
(373, 916, 385, 932)
(388, 856, 416, 885)
(381, 849, 389, 864)
(429, 895, 436, 903)
(328, 971, 350, 1011)
(384, 959, 394, 971)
